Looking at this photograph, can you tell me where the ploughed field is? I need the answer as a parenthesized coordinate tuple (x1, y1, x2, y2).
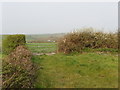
(27, 42, 118, 88)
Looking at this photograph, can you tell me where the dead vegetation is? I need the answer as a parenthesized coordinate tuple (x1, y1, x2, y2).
(58, 28, 118, 54)
(2, 45, 36, 88)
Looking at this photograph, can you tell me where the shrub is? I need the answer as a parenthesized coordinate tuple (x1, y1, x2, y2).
(2, 34, 26, 54)
(2, 45, 36, 88)
(58, 28, 118, 54)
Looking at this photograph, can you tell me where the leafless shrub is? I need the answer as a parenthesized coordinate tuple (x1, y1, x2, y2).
(58, 28, 118, 54)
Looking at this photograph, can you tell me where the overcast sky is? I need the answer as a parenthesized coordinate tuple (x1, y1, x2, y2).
(1, 2, 118, 34)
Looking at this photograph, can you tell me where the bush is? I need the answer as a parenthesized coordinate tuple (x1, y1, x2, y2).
(2, 34, 26, 54)
(58, 28, 118, 54)
(2, 45, 36, 88)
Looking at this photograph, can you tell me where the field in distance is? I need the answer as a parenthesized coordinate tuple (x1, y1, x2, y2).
(26, 33, 65, 43)
(26, 43, 57, 53)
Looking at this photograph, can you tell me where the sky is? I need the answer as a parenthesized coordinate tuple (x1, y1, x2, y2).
(1, 2, 118, 34)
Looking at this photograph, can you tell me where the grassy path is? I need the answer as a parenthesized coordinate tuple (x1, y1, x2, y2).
(33, 53, 118, 88)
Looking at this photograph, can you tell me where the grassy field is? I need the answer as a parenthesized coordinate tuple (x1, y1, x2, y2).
(33, 52, 118, 88)
(1, 41, 118, 88)
(26, 43, 57, 53)
(0, 53, 2, 59)
(1, 32, 118, 88)
(26, 33, 65, 43)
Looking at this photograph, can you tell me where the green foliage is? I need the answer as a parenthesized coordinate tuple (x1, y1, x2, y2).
(2, 34, 26, 54)
(58, 28, 118, 54)
(2, 45, 36, 88)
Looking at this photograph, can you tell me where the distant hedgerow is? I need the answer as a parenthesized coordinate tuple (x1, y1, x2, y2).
(2, 34, 26, 54)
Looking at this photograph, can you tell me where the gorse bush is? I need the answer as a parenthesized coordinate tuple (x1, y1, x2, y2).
(2, 45, 36, 88)
(2, 34, 26, 54)
(58, 28, 118, 54)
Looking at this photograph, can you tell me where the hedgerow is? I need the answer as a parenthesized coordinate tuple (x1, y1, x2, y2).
(2, 34, 26, 54)
(58, 28, 118, 54)
(2, 45, 36, 88)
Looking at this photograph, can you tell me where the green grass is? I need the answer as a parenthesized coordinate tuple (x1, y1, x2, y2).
(0, 54, 2, 59)
(26, 43, 57, 53)
(83, 48, 118, 53)
(0, 53, 6, 59)
(33, 52, 118, 88)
